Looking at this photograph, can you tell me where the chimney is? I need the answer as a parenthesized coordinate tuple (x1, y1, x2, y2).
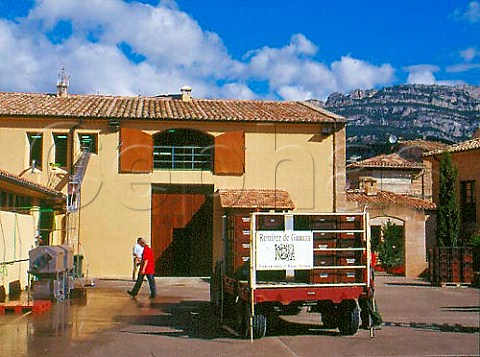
(181, 86, 192, 102)
(473, 127, 480, 139)
(57, 68, 70, 97)
(360, 177, 379, 196)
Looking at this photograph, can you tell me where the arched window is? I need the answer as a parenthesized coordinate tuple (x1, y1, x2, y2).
(153, 129, 214, 170)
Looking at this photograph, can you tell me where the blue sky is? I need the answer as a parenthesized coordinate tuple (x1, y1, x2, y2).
(0, 0, 479, 100)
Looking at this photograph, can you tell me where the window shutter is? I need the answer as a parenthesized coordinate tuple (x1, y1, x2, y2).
(119, 127, 153, 173)
(214, 131, 245, 175)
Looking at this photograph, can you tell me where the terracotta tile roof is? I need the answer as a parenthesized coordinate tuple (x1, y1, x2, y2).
(397, 139, 449, 152)
(218, 189, 295, 210)
(0, 91, 345, 124)
(347, 190, 436, 210)
(423, 137, 480, 157)
(347, 153, 425, 169)
(0, 168, 65, 199)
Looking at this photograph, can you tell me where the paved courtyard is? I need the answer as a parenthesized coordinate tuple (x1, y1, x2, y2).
(1, 274, 479, 357)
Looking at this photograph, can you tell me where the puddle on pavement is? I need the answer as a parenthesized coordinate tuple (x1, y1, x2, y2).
(0, 288, 130, 356)
(0, 278, 215, 355)
(0, 282, 210, 357)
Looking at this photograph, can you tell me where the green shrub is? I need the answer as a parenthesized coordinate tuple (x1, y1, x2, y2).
(469, 232, 480, 248)
(378, 220, 404, 269)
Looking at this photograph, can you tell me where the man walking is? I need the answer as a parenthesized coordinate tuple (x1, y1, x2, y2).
(132, 237, 144, 280)
(127, 238, 156, 298)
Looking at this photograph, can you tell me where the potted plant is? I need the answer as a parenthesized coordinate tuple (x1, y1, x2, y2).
(378, 220, 405, 275)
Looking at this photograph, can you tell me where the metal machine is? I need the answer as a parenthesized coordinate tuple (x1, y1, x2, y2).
(29, 245, 74, 301)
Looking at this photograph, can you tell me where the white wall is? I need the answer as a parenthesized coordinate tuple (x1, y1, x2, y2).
(0, 211, 36, 294)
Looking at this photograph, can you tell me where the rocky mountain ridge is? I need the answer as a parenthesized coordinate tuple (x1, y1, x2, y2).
(310, 84, 480, 149)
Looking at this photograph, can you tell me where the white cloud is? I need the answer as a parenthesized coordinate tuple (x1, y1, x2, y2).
(405, 65, 440, 84)
(451, 1, 480, 24)
(447, 63, 480, 73)
(0, 19, 58, 92)
(245, 34, 395, 100)
(26, 0, 242, 92)
(460, 47, 479, 62)
(0, 1, 396, 100)
(219, 83, 256, 100)
(331, 57, 394, 91)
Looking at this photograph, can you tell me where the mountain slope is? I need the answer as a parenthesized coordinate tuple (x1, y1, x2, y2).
(312, 84, 480, 149)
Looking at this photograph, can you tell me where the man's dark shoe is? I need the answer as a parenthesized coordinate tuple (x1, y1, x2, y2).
(149, 295, 156, 299)
(127, 290, 136, 297)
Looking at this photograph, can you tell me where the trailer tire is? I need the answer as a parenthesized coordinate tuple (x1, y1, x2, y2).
(249, 314, 267, 339)
(237, 302, 267, 339)
(337, 300, 360, 335)
(321, 303, 338, 329)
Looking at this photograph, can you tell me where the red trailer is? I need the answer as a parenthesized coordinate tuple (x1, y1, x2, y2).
(211, 211, 373, 339)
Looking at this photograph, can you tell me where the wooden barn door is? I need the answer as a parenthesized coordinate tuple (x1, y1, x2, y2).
(151, 187, 212, 276)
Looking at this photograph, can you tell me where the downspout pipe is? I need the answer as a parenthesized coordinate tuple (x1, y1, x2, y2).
(332, 121, 337, 212)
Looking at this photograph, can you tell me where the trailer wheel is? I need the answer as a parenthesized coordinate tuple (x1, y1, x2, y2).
(250, 314, 267, 339)
(245, 304, 267, 339)
(321, 302, 338, 329)
(337, 300, 360, 335)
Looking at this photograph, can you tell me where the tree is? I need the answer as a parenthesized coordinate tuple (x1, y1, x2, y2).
(437, 152, 460, 247)
(378, 220, 404, 269)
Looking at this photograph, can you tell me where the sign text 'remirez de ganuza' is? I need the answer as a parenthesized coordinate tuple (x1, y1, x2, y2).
(255, 231, 313, 270)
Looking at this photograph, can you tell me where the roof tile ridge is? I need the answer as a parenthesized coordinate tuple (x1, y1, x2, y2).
(298, 100, 347, 122)
(135, 96, 144, 118)
(424, 137, 480, 157)
(191, 100, 209, 119)
(106, 97, 119, 117)
(192, 97, 283, 104)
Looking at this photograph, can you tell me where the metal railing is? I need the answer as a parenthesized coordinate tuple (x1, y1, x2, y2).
(153, 145, 212, 170)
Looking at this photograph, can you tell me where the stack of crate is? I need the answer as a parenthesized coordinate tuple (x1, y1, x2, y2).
(462, 249, 474, 283)
(310, 215, 337, 284)
(309, 215, 365, 284)
(226, 214, 252, 278)
(226, 213, 367, 284)
(429, 247, 474, 285)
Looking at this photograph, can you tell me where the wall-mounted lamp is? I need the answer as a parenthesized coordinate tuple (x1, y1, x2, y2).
(109, 119, 120, 132)
(321, 126, 332, 136)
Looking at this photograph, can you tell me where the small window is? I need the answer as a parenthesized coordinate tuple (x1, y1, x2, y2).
(28, 133, 43, 169)
(153, 129, 213, 170)
(79, 133, 98, 154)
(53, 133, 69, 168)
(15, 195, 31, 213)
(0, 191, 14, 212)
(461, 180, 476, 223)
(0, 191, 6, 210)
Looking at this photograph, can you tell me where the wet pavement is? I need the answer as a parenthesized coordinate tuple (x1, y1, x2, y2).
(0, 275, 479, 357)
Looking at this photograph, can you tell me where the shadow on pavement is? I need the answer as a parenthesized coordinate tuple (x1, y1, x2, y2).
(440, 306, 480, 312)
(383, 321, 480, 334)
(384, 282, 433, 287)
(114, 299, 343, 340)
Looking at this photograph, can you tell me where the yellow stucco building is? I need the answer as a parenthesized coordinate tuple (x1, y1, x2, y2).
(0, 86, 347, 279)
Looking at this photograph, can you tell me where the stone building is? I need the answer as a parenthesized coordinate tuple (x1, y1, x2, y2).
(0, 86, 346, 279)
(424, 137, 480, 242)
(346, 153, 436, 277)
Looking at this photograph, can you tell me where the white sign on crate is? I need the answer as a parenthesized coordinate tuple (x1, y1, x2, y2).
(255, 231, 313, 270)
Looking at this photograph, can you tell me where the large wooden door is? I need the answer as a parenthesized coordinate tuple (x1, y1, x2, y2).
(151, 188, 212, 276)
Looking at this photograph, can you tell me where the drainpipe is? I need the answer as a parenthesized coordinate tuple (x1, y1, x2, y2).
(332, 121, 337, 212)
(222, 213, 227, 274)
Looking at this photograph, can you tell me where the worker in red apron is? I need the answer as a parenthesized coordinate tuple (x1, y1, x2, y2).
(359, 251, 382, 329)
